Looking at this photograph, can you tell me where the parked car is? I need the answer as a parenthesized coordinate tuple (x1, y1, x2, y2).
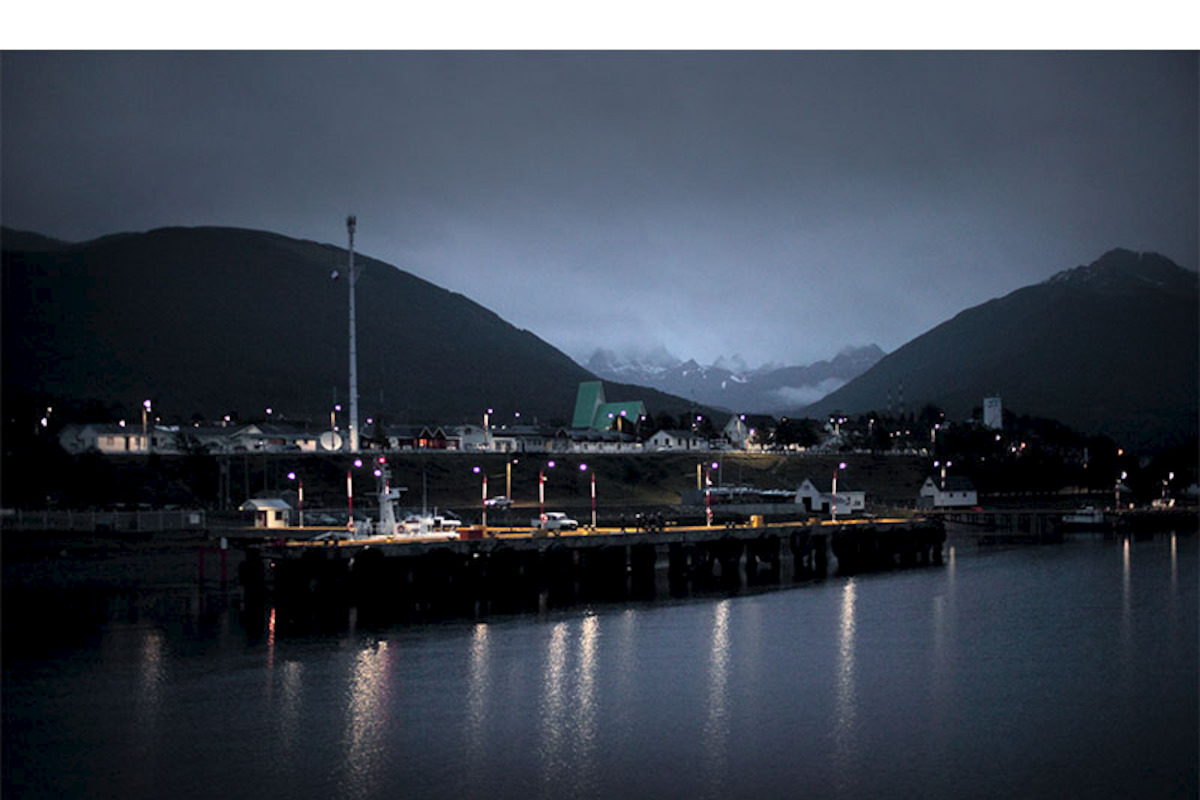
(485, 496, 513, 508)
(531, 511, 578, 533)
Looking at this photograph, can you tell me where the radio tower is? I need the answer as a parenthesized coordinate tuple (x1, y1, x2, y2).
(346, 215, 360, 453)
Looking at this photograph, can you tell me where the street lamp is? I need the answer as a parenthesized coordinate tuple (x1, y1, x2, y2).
(697, 460, 718, 526)
(831, 461, 847, 522)
(474, 465, 488, 527)
(580, 463, 596, 528)
(142, 399, 152, 453)
(538, 460, 556, 524)
(287, 471, 304, 527)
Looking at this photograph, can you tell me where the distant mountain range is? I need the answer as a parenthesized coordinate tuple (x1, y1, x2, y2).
(0, 226, 705, 427)
(584, 345, 885, 415)
(802, 249, 1199, 452)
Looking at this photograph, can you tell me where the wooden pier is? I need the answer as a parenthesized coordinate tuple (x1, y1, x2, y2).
(241, 518, 945, 621)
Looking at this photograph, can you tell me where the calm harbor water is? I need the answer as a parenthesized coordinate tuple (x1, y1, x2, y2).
(4, 534, 1196, 800)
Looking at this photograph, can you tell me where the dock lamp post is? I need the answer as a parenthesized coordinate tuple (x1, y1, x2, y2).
(1162, 472, 1175, 505)
(705, 468, 713, 527)
(831, 462, 847, 522)
(507, 458, 518, 503)
(142, 399, 152, 453)
(1115, 470, 1128, 510)
(287, 471, 304, 527)
(474, 465, 487, 528)
(539, 460, 556, 524)
(346, 458, 364, 533)
(580, 463, 596, 529)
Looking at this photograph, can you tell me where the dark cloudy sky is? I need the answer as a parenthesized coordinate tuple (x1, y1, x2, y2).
(3, 51, 1196, 368)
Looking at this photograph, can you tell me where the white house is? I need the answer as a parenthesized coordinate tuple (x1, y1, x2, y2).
(918, 476, 978, 509)
(58, 423, 147, 454)
(648, 429, 708, 452)
(794, 477, 866, 515)
(240, 498, 293, 528)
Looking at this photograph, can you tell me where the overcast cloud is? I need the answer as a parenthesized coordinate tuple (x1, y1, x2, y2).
(2, 51, 1196, 368)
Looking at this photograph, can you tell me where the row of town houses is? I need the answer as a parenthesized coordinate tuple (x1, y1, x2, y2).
(57, 414, 799, 458)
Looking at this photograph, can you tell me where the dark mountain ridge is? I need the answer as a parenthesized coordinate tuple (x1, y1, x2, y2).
(1, 225, 704, 427)
(802, 249, 1199, 452)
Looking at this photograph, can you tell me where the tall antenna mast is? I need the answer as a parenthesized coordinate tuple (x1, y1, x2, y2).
(347, 215, 360, 453)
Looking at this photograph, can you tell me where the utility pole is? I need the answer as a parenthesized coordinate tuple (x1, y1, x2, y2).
(346, 215, 360, 453)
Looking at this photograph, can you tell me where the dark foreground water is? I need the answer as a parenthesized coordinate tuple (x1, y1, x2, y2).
(4, 535, 1196, 800)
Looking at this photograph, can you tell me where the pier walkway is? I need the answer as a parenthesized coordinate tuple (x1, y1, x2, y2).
(242, 518, 946, 618)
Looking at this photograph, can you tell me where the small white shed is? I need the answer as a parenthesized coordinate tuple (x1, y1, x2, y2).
(240, 498, 293, 528)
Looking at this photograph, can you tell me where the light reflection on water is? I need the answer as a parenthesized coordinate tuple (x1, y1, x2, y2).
(2, 537, 1195, 800)
(832, 579, 858, 796)
(134, 628, 165, 776)
(1171, 532, 1178, 590)
(537, 620, 570, 799)
(463, 623, 491, 773)
(700, 599, 731, 800)
(573, 615, 600, 796)
(341, 642, 393, 800)
(1121, 537, 1133, 659)
(277, 661, 303, 760)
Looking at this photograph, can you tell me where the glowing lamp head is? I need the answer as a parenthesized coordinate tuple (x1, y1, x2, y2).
(287, 472, 297, 481)
(472, 466, 481, 474)
(579, 463, 588, 472)
(547, 460, 556, 469)
(353, 458, 363, 469)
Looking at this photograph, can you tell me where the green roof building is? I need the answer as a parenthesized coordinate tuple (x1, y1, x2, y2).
(571, 381, 647, 432)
